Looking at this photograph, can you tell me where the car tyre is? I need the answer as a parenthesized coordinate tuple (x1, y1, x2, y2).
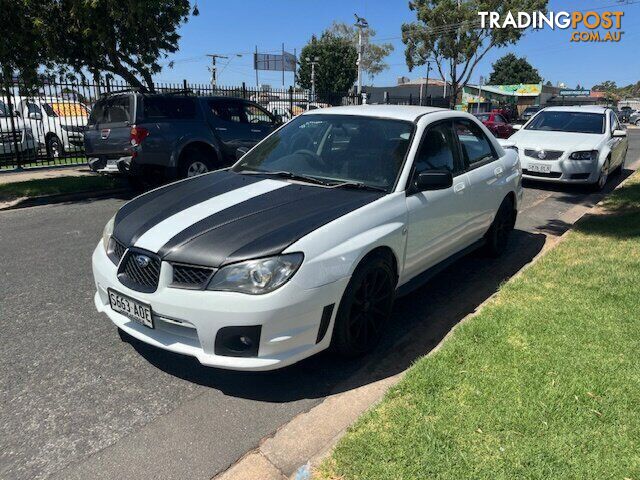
(46, 135, 63, 159)
(331, 253, 396, 358)
(591, 158, 610, 192)
(485, 197, 516, 257)
(179, 149, 214, 178)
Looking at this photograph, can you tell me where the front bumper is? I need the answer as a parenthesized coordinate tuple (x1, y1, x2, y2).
(520, 154, 599, 184)
(92, 244, 347, 371)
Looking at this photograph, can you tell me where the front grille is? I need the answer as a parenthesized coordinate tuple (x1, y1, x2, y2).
(107, 238, 127, 265)
(522, 169, 562, 178)
(118, 249, 161, 293)
(0, 131, 21, 143)
(171, 264, 216, 289)
(524, 149, 563, 160)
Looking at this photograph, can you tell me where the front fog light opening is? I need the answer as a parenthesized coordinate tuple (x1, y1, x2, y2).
(215, 325, 262, 357)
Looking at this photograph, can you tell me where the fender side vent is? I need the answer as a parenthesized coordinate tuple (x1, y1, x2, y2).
(316, 304, 335, 344)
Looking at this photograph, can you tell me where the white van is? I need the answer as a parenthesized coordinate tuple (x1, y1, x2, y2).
(0, 98, 37, 161)
(16, 96, 90, 158)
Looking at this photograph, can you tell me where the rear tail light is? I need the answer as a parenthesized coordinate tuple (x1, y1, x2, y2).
(130, 125, 149, 146)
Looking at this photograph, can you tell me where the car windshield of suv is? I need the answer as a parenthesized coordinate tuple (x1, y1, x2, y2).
(232, 114, 414, 192)
(524, 111, 605, 134)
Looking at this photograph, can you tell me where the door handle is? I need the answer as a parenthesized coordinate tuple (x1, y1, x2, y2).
(494, 166, 504, 177)
(215, 127, 227, 131)
(453, 182, 465, 193)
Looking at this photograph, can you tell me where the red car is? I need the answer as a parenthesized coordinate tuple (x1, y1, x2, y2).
(474, 112, 515, 138)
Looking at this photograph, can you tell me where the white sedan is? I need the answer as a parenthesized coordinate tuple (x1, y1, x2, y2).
(509, 106, 628, 190)
(92, 105, 522, 370)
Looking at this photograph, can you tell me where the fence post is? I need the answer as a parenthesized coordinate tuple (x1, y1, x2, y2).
(383, 91, 389, 104)
(409, 93, 413, 105)
(3, 76, 23, 170)
(289, 86, 293, 112)
(242, 82, 247, 99)
(183, 79, 187, 91)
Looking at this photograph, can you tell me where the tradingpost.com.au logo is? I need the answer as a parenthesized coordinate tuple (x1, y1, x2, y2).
(478, 10, 624, 42)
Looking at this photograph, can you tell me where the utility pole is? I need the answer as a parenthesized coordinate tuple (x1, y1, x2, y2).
(477, 75, 484, 113)
(424, 61, 431, 106)
(354, 14, 369, 96)
(306, 56, 319, 101)
(206, 54, 228, 88)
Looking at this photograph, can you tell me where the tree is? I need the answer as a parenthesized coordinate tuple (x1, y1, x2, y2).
(576, 83, 582, 90)
(1, 0, 193, 91)
(402, 0, 548, 107)
(545, 80, 553, 86)
(298, 32, 358, 95)
(326, 21, 394, 81)
(592, 80, 618, 92)
(487, 53, 541, 85)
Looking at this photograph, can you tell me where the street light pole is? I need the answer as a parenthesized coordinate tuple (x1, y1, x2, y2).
(306, 56, 319, 101)
(354, 14, 369, 96)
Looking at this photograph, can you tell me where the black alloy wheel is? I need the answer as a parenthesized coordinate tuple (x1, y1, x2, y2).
(485, 197, 516, 257)
(332, 254, 396, 357)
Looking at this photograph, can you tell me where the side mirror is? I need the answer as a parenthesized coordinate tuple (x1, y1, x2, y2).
(236, 146, 249, 160)
(613, 129, 627, 138)
(512, 124, 522, 131)
(28, 112, 42, 120)
(413, 171, 453, 192)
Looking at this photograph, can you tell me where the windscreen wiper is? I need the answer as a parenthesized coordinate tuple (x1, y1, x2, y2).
(328, 181, 388, 193)
(236, 169, 330, 186)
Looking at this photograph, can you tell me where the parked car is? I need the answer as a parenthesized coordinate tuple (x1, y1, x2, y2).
(509, 106, 627, 190)
(628, 111, 640, 126)
(92, 105, 522, 370)
(619, 106, 635, 123)
(519, 105, 542, 122)
(16, 96, 89, 158)
(0, 98, 37, 161)
(474, 112, 515, 138)
(84, 92, 280, 179)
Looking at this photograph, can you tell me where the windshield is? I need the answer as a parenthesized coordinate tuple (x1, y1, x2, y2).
(232, 114, 414, 192)
(525, 111, 605, 134)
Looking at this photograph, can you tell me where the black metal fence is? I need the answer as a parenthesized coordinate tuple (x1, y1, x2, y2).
(0, 75, 450, 171)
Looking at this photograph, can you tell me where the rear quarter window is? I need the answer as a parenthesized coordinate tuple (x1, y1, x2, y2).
(143, 96, 196, 120)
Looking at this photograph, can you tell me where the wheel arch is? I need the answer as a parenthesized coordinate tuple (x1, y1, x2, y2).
(354, 245, 400, 286)
(175, 140, 221, 169)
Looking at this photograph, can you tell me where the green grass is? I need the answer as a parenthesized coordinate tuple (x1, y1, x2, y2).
(0, 157, 87, 170)
(319, 175, 640, 480)
(0, 175, 124, 201)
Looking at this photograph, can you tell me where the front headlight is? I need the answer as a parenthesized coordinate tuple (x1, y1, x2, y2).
(569, 150, 598, 160)
(207, 253, 304, 295)
(102, 215, 115, 251)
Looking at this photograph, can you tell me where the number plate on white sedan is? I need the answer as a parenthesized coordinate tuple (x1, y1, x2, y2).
(528, 163, 552, 174)
(108, 289, 154, 328)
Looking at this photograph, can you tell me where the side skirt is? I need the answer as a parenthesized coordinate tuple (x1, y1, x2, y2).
(396, 239, 486, 298)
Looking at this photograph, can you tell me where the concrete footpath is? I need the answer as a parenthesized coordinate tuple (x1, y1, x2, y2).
(0, 165, 92, 185)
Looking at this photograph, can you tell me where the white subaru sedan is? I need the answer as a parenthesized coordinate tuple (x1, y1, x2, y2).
(92, 105, 522, 371)
(509, 106, 628, 190)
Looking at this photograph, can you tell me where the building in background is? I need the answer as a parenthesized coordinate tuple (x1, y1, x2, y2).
(459, 83, 561, 114)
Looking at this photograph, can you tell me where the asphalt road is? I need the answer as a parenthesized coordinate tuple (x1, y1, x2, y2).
(2, 130, 639, 480)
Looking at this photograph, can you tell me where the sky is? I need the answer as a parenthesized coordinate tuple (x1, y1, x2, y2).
(156, 0, 640, 90)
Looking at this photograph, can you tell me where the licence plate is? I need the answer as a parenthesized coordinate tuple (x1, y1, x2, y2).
(528, 163, 552, 174)
(108, 288, 154, 328)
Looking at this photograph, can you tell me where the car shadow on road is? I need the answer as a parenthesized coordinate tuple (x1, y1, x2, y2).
(122, 228, 547, 403)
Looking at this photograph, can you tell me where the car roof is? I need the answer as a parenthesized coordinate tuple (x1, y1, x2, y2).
(541, 105, 609, 114)
(302, 104, 447, 122)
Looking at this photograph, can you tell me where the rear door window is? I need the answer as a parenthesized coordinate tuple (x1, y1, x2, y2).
(143, 96, 196, 120)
